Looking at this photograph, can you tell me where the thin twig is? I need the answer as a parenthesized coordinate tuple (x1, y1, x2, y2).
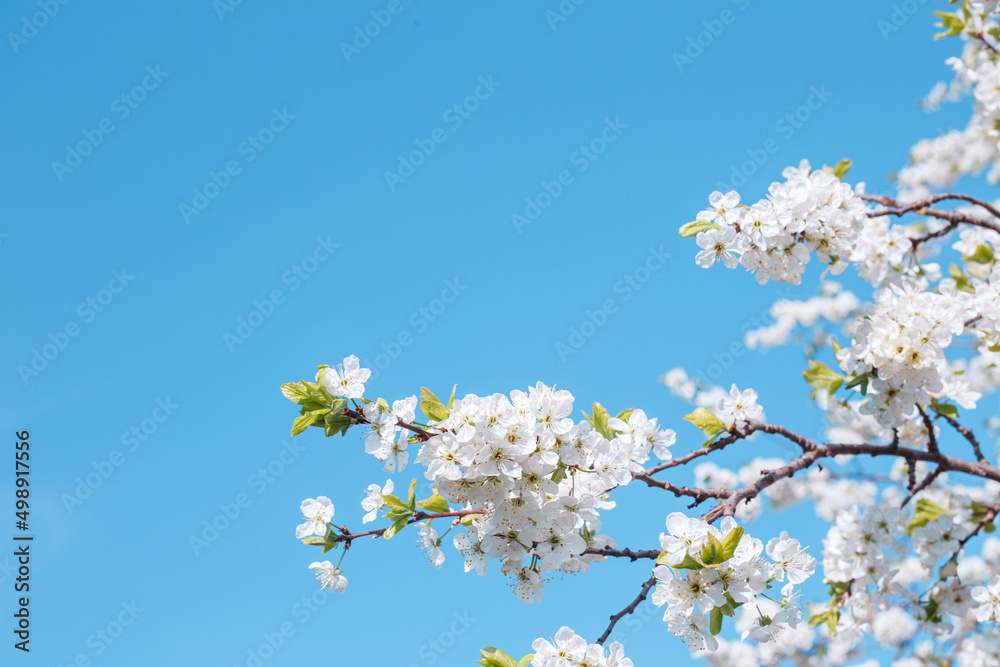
(918, 406, 939, 455)
(899, 466, 944, 509)
(332, 510, 481, 547)
(938, 412, 990, 464)
(595, 574, 658, 646)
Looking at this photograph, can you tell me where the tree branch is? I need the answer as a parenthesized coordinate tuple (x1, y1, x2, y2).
(331, 510, 481, 547)
(937, 412, 990, 464)
(583, 546, 660, 561)
(861, 192, 1000, 223)
(595, 573, 658, 646)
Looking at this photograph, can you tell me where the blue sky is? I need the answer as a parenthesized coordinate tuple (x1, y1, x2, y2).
(0, 1, 978, 665)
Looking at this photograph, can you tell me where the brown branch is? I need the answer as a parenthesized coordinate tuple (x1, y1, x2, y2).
(641, 422, 814, 479)
(703, 449, 821, 522)
(583, 546, 660, 562)
(631, 473, 733, 507)
(911, 222, 959, 249)
(595, 573, 658, 646)
(861, 192, 1000, 222)
(899, 466, 944, 509)
(344, 406, 437, 442)
(595, 414, 994, 646)
(642, 426, 751, 476)
(957, 498, 1000, 552)
(860, 193, 1000, 250)
(918, 406, 939, 455)
(974, 30, 1000, 55)
(331, 510, 481, 547)
(938, 412, 990, 464)
(697, 437, 1000, 523)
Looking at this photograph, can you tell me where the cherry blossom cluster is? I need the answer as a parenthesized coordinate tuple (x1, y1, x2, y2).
(834, 282, 979, 428)
(818, 501, 998, 645)
(848, 213, 933, 287)
(743, 281, 860, 350)
(411, 384, 675, 602)
(530, 627, 633, 667)
(691, 160, 868, 284)
(699, 490, 1000, 666)
(897, 125, 1000, 202)
(291, 355, 679, 604)
(295, 496, 350, 592)
(967, 263, 1000, 351)
(651, 513, 815, 653)
(897, 2, 1000, 199)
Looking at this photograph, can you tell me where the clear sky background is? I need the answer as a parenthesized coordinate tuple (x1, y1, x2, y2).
(0, 1, 980, 665)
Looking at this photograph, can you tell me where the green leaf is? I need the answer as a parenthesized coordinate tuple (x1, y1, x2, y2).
(964, 243, 996, 265)
(323, 411, 352, 437)
(407, 478, 418, 510)
(517, 655, 534, 667)
(447, 384, 457, 410)
(701, 532, 725, 565)
(615, 408, 635, 423)
(420, 387, 451, 422)
(683, 407, 727, 436)
(971, 500, 991, 524)
(679, 220, 719, 238)
(933, 11, 965, 39)
(701, 431, 723, 448)
(710, 607, 723, 635)
(930, 401, 959, 419)
(950, 263, 975, 293)
(832, 159, 852, 180)
(803, 360, 845, 395)
(291, 410, 328, 436)
(551, 460, 568, 484)
(383, 516, 410, 540)
(908, 498, 952, 535)
(808, 610, 828, 628)
(827, 580, 850, 597)
(923, 597, 941, 624)
(720, 526, 744, 561)
(281, 381, 312, 404)
(659, 551, 703, 570)
(986, 522, 996, 534)
(718, 594, 739, 617)
(382, 494, 410, 511)
(415, 493, 450, 514)
(588, 403, 615, 440)
(477, 647, 517, 667)
(844, 372, 870, 396)
(827, 609, 839, 635)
